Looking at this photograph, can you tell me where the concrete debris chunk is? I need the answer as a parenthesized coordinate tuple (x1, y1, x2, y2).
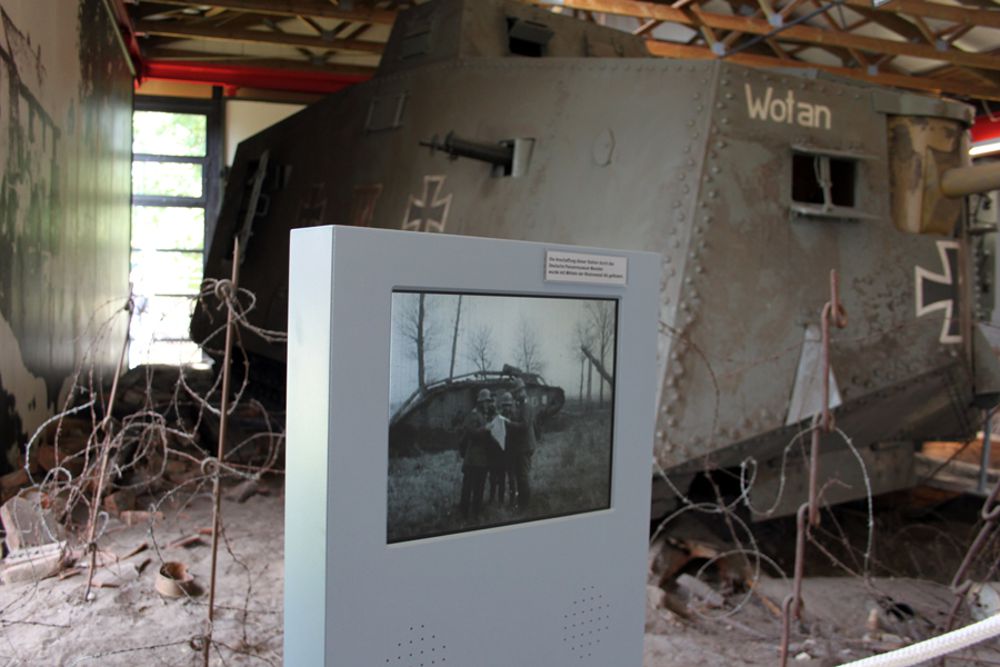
(0, 541, 66, 585)
(0, 495, 63, 552)
(227, 479, 262, 503)
(119, 510, 165, 526)
(675, 573, 724, 609)
(967, 582, 1000, 621)
(645, 584, 681, 633)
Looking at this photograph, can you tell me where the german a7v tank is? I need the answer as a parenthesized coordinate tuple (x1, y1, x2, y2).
(193, 0, 1000, 515)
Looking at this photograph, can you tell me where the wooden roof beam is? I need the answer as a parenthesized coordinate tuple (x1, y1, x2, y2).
(532, 0, 1000, 71)
(843, 5, 927, 43)
(766, 37, 793, 59)
(778, 0, 811, 20)
(260, 17, 329, 64)
(538, 0, 1000, 32)
(633, 18, 662, 35)
(145, 0, 396, 25)
(843, 0, 1000, 29)
(135, 19, 385, 54)
(142, 47, 377, 76)
(345, 23, 374, 40)
(910, 15, 939, 45)
(940, 24, 974, 43)
(646, 39, 1000, 101)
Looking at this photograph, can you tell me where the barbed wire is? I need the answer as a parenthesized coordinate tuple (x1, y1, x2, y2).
(0, 279, 285, 666)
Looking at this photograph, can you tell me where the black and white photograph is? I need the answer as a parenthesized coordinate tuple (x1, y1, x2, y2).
(387, 291, 618, 543)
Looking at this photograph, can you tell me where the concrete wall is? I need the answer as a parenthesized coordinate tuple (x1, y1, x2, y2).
(224, 100, 303, 166)
(0, 0, 133, 471)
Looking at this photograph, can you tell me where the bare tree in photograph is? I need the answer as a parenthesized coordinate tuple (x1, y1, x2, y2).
(573, 319, 592, 402)
(514, 316, 544, 374)
(585, 301, 614, 406)
(448, 295, 463, 378)
(465, 323, 496, 374)
(398, 293, 438, 391)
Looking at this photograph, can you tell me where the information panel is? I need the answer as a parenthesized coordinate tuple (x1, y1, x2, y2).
(285, 226, 658, 666)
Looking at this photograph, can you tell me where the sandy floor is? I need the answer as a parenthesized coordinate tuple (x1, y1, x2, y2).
(0, 484, 283, 667)
(2, 483, 998, 666)
(643, 574, 979, 667)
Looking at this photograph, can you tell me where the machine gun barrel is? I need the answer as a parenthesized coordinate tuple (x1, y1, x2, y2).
(941, 162, 1000, 198)
(420, 132, 514, 170)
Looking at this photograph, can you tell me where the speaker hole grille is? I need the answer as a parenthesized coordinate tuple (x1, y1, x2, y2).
(561, 585, 612, 661)
(385, 624, 448, 666)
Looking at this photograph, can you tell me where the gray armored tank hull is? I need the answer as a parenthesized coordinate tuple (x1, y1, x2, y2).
(388, 369, 565, 456)
(193, 0, 1000, 511)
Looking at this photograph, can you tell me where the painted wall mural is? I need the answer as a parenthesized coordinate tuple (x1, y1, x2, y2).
(0, 0, 132, 471)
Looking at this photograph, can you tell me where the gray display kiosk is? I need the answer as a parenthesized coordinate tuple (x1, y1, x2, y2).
(285, 226, 659, 666)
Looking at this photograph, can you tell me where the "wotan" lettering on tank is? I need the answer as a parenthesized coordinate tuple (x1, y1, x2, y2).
(744, 84, 832, 130)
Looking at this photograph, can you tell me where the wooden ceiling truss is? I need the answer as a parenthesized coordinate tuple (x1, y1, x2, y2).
(128, 0, 1000, 102)
(533, 0, 1000, 100)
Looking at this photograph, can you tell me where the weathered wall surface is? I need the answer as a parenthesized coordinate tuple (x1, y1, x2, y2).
(0, 0, 132, 470)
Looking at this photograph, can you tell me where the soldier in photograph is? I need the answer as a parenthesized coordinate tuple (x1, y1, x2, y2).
(493, 391, 516, 505)
(459, 388, 498, 519)
(506, 379, 537, 510)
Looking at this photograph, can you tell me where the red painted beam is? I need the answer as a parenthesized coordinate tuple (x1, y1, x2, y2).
(105, 0, 143, 74)
(972, 114, 1000, 145)
(141, 60, 373, 95)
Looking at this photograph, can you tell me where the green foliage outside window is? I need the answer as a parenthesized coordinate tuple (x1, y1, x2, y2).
(129, 108, 210, 367)
(132, 111, 206, 157)
(131, 206, 205, 251)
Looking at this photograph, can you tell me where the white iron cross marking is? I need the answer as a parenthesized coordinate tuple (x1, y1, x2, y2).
(402, 175, 452, 233)
(915, 240, 962, 345)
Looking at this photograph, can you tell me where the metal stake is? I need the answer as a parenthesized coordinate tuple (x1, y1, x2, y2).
(779, 269, 846, 662)
(204, 239, 240, 666)
(83, 289, 134, 602)
(979, 409, 992, 494)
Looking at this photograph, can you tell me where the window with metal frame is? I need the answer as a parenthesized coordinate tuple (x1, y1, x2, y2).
(129, 95, 221, 367)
